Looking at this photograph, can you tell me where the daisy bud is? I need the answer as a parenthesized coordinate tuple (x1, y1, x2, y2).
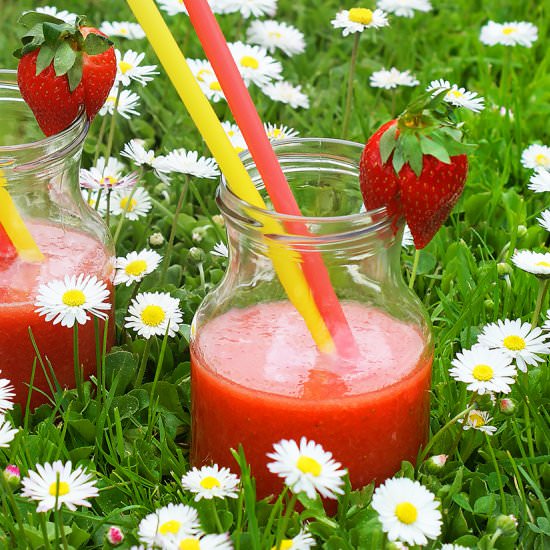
(484, 298, 494, 311)
(212, 214, 225, 227)
(425, 454, 448, 474)
(149, 232, 165, 248)
(499, 397, 516, 415)
(106, 526, 124, 546)
(517, 225, 527, 239)
(3, 464, 20, 488)
(497, 262, 513, 277)
(495, 514, 518, 536)
(189, 247, 205, 262)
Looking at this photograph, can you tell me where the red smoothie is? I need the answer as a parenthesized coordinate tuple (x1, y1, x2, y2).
(191, 301, 432, 498)
(0, 221, 113, 410)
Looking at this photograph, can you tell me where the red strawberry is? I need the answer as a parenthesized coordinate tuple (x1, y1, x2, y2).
(359, 95, 472, 249)
(14, 12, 116, 136)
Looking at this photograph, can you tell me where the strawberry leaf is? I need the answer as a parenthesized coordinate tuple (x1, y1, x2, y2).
(18, 11, 65, 29)
(42, 23, 64, 47)
(401, 133, 423, 177)
(379, 125, 398, 165)
(392, 141, 406, 174)
(419, 136, 451, 164)
(67, 55, 84, 92)
(83, 33, 113, 56)
(53, 41, 77, 77)
(35, 45, 55, 75)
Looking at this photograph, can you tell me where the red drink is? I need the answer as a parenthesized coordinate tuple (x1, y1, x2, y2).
(191, 301, 432, 498)
(0, 221, 113, 410)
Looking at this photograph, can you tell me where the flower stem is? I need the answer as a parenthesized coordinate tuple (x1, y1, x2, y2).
(274, 493, 298, 550)
(341, 33, 361, 138)
(531, 277, 549, 329)
(210, 499, 224, 533)
(135, 338, 153, 387)
(73, 323, 83, 403)
(409, 249, 420, 289)
(188, 179, 226, 242)
(112, 181, 141, 245)
(57, 508, 70, 550)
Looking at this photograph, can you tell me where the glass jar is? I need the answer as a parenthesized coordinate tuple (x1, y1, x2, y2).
(0, 70, 114, 411)
(190, 138, 433, 497)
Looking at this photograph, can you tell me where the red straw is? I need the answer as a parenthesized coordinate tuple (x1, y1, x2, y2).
(183, 0, 358, 357)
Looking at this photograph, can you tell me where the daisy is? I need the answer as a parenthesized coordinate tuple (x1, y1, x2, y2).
(540, 210, 550, 233)
(0, 377, 15, 413)
(377, 0, 432, 18)
(110, 187, 152, 221)
(371, 477, 442, 546)
(138, 503, 202, 548)
(331, 8, 389, 37)
(4, 465, 21, 485)
(212, 242, 229, 258)
(449, 344, 516, 394)
(441, 545, 472, 550)
(187, 59, 227, 103)
(262, 81, 310, 109)
(114, 249, 162, 286)
(157, 0, 190, 15)
(115, 50, 158, 87)
(99, 21, 146, 40)
(264, 123, 299, 141)
(0, 416, 18, 448)
(228, 42, 283, 88)
(21, 460, 99, 512)
(80, 157, 138, 190)
(171, 532, 233, 550)
(529, 169, 550, 193)
(273, 529, 316, 549)
(221, 121, 247, 153)
(246, 20, 306, 56)
(426, 80, 485, 113)
(223, 0, 277, 18)
(480, 21, 538, 48)
(125, 291, 183, 339)
(106, 526, 124, 545)
(34, 6, 78, 24)
(35, 274, 111, 328)
(370, 67, 419, 89)
(477, 318, 550, 372)
(458, 409, 497, 435)
(181, 464, 240, 501)
(155, 149, 220, 179)
(99, 86, 141, 119)
(120, 139, 169, 180)
(267, 437, 346, 499)
(511, 250, 550, 278)
(521, 144, 550, 171)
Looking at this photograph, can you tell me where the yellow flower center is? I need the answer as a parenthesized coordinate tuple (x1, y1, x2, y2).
(296, 455, 322, 477)
(535, 153, 550, 166)
(271, 541, 293, 550)
(348, 8, 373, 25)
(158, 519, 181, 535)
(140, 305, 166, 327)
(268, 31, 282, 39)
(179, 539, 200, 550)
(395, 501, 418, 525)
(125, 259, 148, 277)
(469, 412, 486, 427)
(535, 261, 550, 268)
(62, 289, 86, 307)
(49, 481, 70, 497)
(448, 89, 464, 98)
(269, 128, 283, 139)
(210, 81, 222, 91)
(240, 56, 260, 70)
(503, 335, 526, 351)
(196, 68, 213, 82)
(502, 26, 516, 35)
(119, 61, 133, 74)
(472, 364, 494, 381)
(99, 175, 119, 187)
(120, 197, 137, 211)
(200, 476, 221, 490)
(120, 28, 128, 35)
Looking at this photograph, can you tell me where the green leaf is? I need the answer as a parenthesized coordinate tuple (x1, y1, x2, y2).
(379, 124, 397, 164)
(53, 41, 77, 76)
(420, 135, 451, 164)
(67, 54, 83, 91)
(83, 33, 113, 55)
(110, 394, 140, 419)
(35, 45, 55, 75)
(18, 10, 65, 29)
(401, 133, 423, 176)
(392, 141, 405, 174)
(42, 22, 64, 47)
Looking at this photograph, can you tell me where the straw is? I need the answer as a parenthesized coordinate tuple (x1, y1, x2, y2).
(183, 0, 358, 357)
(0, 171, 44, 262)
(125, 0, 335, 353)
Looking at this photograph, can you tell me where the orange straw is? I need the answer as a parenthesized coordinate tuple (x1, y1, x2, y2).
(183, 0, 358, 357)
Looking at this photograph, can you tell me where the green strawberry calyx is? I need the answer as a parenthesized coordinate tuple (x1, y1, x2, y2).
(378, 89, 476, 178)
(13, 11, 113, 92)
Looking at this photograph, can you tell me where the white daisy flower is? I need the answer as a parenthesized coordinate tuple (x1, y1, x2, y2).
(376, 0, 432, 18)
(370, 67, 419, 90)
(181, 464, 240, 501)
(115, 49, 158, 87)
(449, 344, 516, 394)
(212, 242, 229, 258)
(228, 41, 283, 88)
(99, 21, 146, 40)
(426, 80, 484, 112)
(267, 437, 346, 499)
(511, 250, 550, 277)
(402, 224, 414, 248)
(272, 529, 316, 549)
(480, 21, 538, 48)
(222, 0, 277, 18)
(99, 86, 141, 119)
(246, 20, 305, 56)
(125, 291, 183, 339)
(264, 122, 299, 141)
(155, 149, 220, 179)
(540, 210, 550, 233)
(529, 169, 550, 193)
(21, 460, 99, 512)
(114, 249, 162, 287)
(34, 6, 78, 24)
(138, 503, 201, 548)
(80, 156, 138, 190)
(187, 59, 227, 103)
(35, 274, 111, 328)
(156, 0, 190, 15)
(221, 121, 247, 153)
(441, 544, 472, 550)
(262, 81, 310, 109)
(521, 144, 550, 171)
(478, 318, 550, 373)
(372, 477, 442, 546)
(120, 139, 169, 181)
(0, 378, 15, 414)
(110, 187, 152, 221)
(458, 409, 497, 435)
(331, 8, 389, 37)
(171, 532, 233, 550)
(0, 415, 18, 448)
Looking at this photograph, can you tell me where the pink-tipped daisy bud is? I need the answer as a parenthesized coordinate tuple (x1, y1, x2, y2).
(106, 526, 124, 546)
(149, 232, 165, 248)
(3, 465, 20, 488)
(495, 514, 518, 536)
(188, 247, 205, 262)
(499, 397, 516, 415)
(425, 454, 448, 474)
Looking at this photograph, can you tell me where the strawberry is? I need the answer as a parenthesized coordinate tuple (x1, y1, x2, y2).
(359, 92, 472, 249)
(14, 11, 116, 136)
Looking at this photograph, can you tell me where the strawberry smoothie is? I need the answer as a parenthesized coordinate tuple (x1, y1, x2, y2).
(191, 301, 432, 498)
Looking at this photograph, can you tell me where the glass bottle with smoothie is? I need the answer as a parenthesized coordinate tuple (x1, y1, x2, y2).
(0, 70, 114, 411)
(190, 138, 433, 498)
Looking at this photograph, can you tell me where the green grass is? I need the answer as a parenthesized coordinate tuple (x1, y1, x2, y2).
(0, 0, 549, 548)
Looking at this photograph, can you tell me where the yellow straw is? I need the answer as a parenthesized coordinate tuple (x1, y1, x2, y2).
(0, 170, 44, 262)
(126, 0, 334, 353)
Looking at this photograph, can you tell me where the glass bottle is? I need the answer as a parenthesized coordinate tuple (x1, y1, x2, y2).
(190, 138, 433, 497)
(0, 70, 114, 410)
